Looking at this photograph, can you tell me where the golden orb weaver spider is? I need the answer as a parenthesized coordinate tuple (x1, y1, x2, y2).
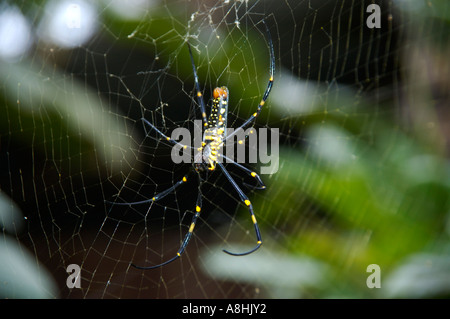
(108, 22, 274, 269)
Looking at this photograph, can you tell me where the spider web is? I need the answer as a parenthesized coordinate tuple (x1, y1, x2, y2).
(1, 0, 450, 299)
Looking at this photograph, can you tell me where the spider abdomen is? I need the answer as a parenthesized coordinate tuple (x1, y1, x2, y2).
(195, 86, 229, 172)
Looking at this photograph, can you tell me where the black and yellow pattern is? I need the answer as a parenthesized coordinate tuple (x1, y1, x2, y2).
(202, 86, 229, 171)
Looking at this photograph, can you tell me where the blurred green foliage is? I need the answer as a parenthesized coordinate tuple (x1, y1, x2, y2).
(204, 0, 450, 298)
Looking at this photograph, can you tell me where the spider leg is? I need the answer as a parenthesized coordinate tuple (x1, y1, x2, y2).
(187, 43, 208, 127)
(105, 171, 191, 206)
(131, 184, 203, 269)
(219, 154, 266, 190)
(217, 162, 262, 256)
(141, 117, 194, 150)
(224, 22, 274, 143)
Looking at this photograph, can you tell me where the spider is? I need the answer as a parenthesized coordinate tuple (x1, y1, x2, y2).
(108, 22, 274, 269)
